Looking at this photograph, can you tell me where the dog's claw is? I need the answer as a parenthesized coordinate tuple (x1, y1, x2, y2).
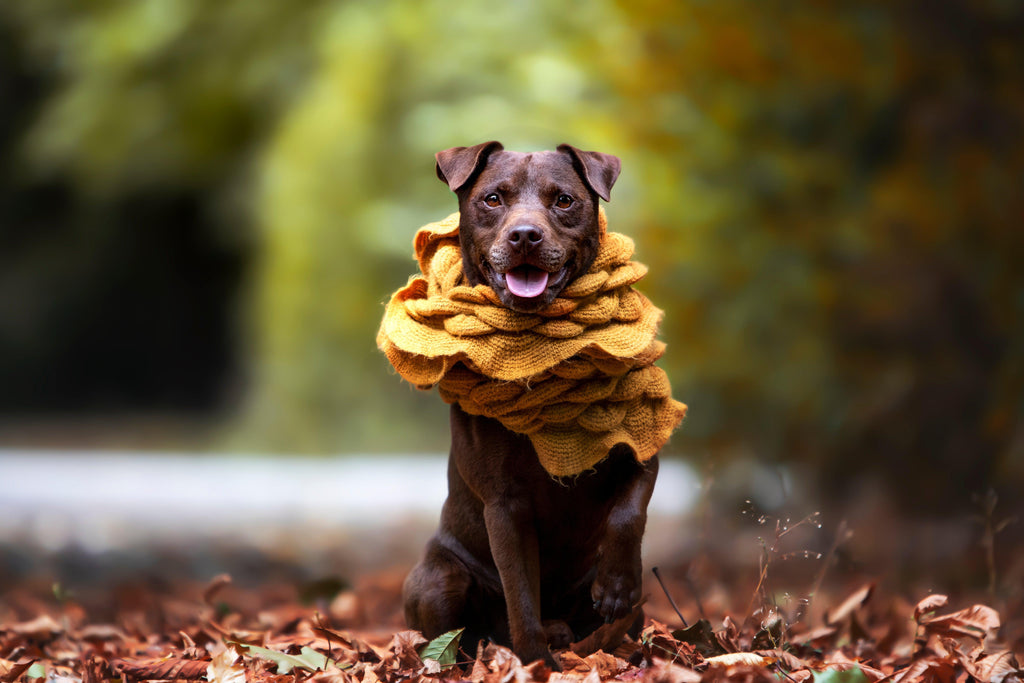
(591, 564, 641, 624)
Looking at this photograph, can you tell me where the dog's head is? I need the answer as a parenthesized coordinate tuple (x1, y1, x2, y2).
(435, 141, 621, 313)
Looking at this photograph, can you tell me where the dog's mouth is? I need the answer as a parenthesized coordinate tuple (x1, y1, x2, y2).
(484, 261, 572, 309)
(505, 265, 551, 299)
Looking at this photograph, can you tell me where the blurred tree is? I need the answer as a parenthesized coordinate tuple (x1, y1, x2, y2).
(2, 0, 1021, 513)
(584, 0, 1023, 513)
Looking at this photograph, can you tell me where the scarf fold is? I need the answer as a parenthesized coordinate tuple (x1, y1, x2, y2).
(377, 209, 687, 476)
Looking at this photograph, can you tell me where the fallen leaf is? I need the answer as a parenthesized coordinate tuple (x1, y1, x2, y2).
(206, 647, 245, 683)
(417, 628, 462, 669)
(672, 619, 722, 657)
(825, 583, 875, 626)
(716, 615, 741, 653)
(920, 604, 1000, 641)
(203, 574, 233, 606)
(390, 630, 427, 671)
(307, 667, 352, 683)
(811, 668, 870, 683)
(6, 615, 63, 639)
(704, 652, 767, 668)
(470, 642, 524, 683)
(570, 603, 642, 657)
(580, 650, 627, 678)
(756, 648, 807, 674)
(912, 595, 949, 621)
(234, 643, 334, 673)
(0, 658, 36, 683)
(963, 650, 1021, 683)
(795, 625, 840, 648)
(646, 660, 702, 683)
(116, 656, 210, 680)
(891, 657, 957, 683)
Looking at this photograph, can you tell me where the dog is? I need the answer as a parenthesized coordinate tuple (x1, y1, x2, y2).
(402, 142, 658, 668)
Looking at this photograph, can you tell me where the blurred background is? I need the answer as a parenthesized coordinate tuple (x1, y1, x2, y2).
(1, 0, 1022, 598)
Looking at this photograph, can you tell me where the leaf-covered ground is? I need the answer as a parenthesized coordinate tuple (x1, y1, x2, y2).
(2, 562, 1021, 683)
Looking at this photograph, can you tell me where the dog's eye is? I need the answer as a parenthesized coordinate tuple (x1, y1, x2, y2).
(555, 194, 574, 209)
(483, 193, 501, 207)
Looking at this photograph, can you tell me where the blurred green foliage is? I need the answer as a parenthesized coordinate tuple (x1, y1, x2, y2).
(3, 0, 1022, 509)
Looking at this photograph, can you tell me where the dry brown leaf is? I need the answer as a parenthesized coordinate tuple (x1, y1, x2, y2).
(704, 652, 768, 668)
(892, 656, 959, 683)
(471, 642, 524, 683)
(388, 630, 426, 671)
(913, 594, 949, 621)
(755, 648, 806, 673)
(581, 650, 627, 678)
(78, 624, 125, 642)
(308, 667, 355, 683)
(6, 614, 63, 639)
(825, 582, 875, 626)
(116, 656, 211, 680)
(203, 574, 233, 606)
(794, 625, 839, 647)
(963, 651, 1021, 683)
(546, 673, 578, 683)
(359, 662, 381, 683)
(715, 616, 740, 653)
(647, 660, 702, 683)
(921, 604, 1001, 641)
(521, 659, 553, 682)
(40, 665, 80, 683)
(0, 658, 36, 683)
(570, 603, 642, 657)
(469, 652, 489, 683)
(554, 650, 587, 673)
(207, 646, 246, 683)
(822, 653, 887, 681)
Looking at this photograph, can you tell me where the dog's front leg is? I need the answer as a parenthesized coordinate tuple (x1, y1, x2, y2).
(591, 455, 659, 622)
(483, 499, 556, 668)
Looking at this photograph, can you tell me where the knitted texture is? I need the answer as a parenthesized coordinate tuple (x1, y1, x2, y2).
(377, 209, 688, 476)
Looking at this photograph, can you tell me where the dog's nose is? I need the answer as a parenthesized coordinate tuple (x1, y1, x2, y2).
(508, 225, 543, 249)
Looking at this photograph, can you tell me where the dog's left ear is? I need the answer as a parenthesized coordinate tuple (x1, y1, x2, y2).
(558, 144, 621, 202)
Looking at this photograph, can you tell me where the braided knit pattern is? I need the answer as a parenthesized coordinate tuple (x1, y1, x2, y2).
(377, 209, 687, 476)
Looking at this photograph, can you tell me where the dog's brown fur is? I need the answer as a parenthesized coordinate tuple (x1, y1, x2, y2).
(402, 142, 658, 668)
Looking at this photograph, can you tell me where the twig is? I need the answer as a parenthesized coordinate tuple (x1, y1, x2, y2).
(805, 519, 849, 620)
(684, 564, 706, 621)
(651, 567, 688, 627)
(314, 612, 334, 661)
(974, 489, 1017, 600)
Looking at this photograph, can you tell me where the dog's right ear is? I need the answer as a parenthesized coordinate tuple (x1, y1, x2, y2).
(435, 141, 504, 192)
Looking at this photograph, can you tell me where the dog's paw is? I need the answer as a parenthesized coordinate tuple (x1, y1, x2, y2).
(542, 619, 574, 650)
(517, 643, 560, 671)
(590, 567, 641, 622)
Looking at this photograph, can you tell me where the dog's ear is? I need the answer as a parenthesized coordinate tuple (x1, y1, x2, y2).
(557, 144, 621, 202)
(435, 141, 504, 192)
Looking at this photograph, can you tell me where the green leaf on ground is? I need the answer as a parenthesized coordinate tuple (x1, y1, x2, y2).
(418, 628, 464, 668)
(233, 643, 336, 673)
(812, 668, 869, 683)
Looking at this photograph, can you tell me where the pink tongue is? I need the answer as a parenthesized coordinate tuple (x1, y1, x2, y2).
(505, 266, 550, 298)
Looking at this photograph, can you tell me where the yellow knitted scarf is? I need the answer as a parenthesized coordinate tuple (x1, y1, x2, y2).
(377, 209, 687, 477)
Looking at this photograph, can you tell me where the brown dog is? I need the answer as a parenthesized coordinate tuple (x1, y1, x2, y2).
(402, 142, 658, 668)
